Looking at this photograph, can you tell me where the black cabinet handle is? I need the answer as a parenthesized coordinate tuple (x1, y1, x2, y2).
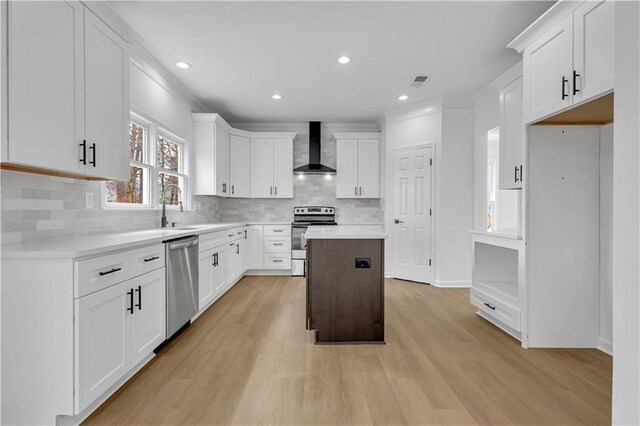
(484, 302, 496, 311)
(231, 185, 235, 195)
(89, 143, 96, 167)
(244, 229, 247, 239)
(573, 70, 580, 95)
(143, 256, 159, 263)
(127, 289, 134, 314)
(135, 285, 142, 310)
(236, 244, 240, 255)
(222, 183, 226, 193)
(519, 165, 523, 183)
(99, 267, 121, 276)
(514, 166, 519, 183)
(212, 252, 218, 267)
(79, 140, 87, 165)
(270, 186, 273, 196)
(561, 76, 568, 100)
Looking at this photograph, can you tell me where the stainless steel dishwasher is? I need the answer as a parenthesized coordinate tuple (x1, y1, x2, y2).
(165, 235, 199, 339)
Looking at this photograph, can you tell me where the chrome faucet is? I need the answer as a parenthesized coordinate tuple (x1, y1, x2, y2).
(161, 184, 183, 228)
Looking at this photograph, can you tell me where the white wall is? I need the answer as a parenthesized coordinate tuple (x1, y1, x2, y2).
(599, 124, 613, 354)
(612, 1, 640, 423)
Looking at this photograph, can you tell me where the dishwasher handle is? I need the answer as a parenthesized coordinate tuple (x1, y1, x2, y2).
(168, 238, 198, 251)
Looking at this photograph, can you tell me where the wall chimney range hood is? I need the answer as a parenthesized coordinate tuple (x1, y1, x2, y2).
(293, 121, 336, 175)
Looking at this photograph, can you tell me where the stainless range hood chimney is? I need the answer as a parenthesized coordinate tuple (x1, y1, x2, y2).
(293, 121, 336, 175)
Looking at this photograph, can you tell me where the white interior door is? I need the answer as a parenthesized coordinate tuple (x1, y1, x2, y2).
(392, 146, 433, 283)
(229, 134, 251, 197)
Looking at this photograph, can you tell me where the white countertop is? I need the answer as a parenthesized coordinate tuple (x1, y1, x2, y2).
(305, 226, 388, 240)
(0, 222, 285, 259)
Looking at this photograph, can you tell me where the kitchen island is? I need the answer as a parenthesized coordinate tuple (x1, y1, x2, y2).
(305, 226, 387, 344)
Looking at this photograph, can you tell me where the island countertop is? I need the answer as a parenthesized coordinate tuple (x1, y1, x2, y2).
(305, 225, 388, 240)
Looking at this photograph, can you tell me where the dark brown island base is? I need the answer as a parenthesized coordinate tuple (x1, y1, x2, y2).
(305, 227, 387, 344)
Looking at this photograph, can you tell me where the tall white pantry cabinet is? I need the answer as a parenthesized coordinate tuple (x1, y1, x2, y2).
(2, 0, 130, 180)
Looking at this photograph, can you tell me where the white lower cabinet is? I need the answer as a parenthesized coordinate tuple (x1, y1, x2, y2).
(246, 225, 264, 270)
(198, 245, 227, 310)
(75, 268, 165, 413)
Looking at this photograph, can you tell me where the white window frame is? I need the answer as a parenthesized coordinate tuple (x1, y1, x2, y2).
(102, 113, 190, 210)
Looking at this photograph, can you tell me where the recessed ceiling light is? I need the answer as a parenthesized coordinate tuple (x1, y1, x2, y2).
(338, 56, 351, 64)
(174, 61, 191, 70)
(272, 94, 283, 100)
(398, 95, 409, 101)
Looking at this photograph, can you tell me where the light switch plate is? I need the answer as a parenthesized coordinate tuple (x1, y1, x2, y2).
(85, 192, 94, 209)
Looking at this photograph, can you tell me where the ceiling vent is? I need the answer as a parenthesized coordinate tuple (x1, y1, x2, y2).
(410, 75, 431, 88)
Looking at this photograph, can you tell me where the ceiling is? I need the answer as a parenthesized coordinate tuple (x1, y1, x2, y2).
(109, 1, 554, 123)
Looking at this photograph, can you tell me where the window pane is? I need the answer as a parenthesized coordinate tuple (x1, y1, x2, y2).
(159, 172, 182, 206)
(157, 135, 180, 172)
(130, 122, 145, 163)
(106, 165, 147, 204)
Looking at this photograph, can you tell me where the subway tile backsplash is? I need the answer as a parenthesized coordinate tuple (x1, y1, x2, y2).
(1, 131, 382, 245)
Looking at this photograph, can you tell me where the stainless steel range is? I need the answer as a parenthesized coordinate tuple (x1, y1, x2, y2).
(291, 206, 337, 276)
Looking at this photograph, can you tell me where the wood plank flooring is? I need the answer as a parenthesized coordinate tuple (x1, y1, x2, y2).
(84, 276, 612, 425)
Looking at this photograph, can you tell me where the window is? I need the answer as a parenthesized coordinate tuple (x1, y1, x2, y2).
(105, 114, 188, 209)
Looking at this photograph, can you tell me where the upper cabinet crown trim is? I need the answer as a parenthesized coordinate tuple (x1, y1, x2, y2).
(333, 132, 382, 140)
(490, 61, 523, 90)
(191, 113, 232, 131)
(507, 1, 584, 53)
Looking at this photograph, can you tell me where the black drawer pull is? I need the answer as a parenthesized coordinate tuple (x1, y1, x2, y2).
(273, 243, 284, 246)
(273, 259, 283, 263)
(514, 166, 519, 183)
(561, 76, 568, 100)
(572, 70, 580, 95)
(79, 140, 87, 165)
(272, 229, 283, 233)
(127, 289, 134, 314)
(143, 256, 159, 263)
(89, 143, 96, 167)
(135, 285, 142, 310)
(99, 267, 121, 276)
(484, 302, 496, 310)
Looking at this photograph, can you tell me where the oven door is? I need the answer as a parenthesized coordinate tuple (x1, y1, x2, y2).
(291, 224, 308, 259)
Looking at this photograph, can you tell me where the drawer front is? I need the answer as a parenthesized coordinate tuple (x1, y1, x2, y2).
(264, 253, 291, 269)
(75, 244, 165, 298)
(200, 231, 227, 252)
(471, 288, 521, 332)
(226, 227, 246, 242)
(264, 225, 290, 236)
(264, 236, 291, 253)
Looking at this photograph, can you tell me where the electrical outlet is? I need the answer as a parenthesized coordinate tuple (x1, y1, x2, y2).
(85, 192, 94, 209)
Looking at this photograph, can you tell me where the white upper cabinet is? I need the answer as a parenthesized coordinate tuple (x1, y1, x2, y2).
(513, 1, 614, 124)
(229, 133, 251, 198)
(522, 15, 573, 123)
(250, 133, 295, 198)
(192, 114, 231, 196)
(573, 0, 614, 104)
(5, 1, 129, 180)
(334, 133, 381, 199)
(498, 74, 525, 190)
(83, 8, 129, 180)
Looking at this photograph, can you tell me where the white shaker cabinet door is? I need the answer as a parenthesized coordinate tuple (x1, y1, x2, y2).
(130, 269, 166, 366)
(573, 0, 614, 104)
(75, 280, 132, 414)
(212, 245, 227, 300)
(522, 14, 573, 124)
(499, 76, 525, 190)
(216, 124, 230, 196)
(336, 139, 359, 198)
(229, 134, 251, 197)
(357, 139, 380, 198)
(273, 139, 293, 198)
(198, 249, 215, 310)
(251, 138, 275, 198)
(7, 0, 84, 173)
(246, 225, 264, 270)
(83, 8, 129, 180)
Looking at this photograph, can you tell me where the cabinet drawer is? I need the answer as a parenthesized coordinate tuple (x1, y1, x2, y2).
(264, 225, 290, 236)
(264, 253, 291, 269)
(264, 236, 291, 253)
(471, 288, 521, 332)
(226, 227, 246, 242)
(74, 244, 165, 298)
(200, 231, 227, 252)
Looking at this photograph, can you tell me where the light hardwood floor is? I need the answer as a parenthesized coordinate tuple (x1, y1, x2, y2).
(85, 276, 612, 425)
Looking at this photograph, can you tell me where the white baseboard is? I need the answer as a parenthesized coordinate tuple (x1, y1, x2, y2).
(433, 280, 471, 288)
(597, 337, 613, 355)
(245, 269, 292, 276)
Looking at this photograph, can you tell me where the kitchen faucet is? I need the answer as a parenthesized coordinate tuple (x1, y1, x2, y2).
(161, 184, 183, 228)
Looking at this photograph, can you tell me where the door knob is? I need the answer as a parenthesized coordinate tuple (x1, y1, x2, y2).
(394, 219, 404, 224)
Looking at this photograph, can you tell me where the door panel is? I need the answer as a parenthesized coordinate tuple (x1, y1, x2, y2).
(212, 246, 227, 299)
(246, 225, 264, 270)
(393, 146, 433, 283)
(573, 0, 614, 103)
(273, 139, 293, 198)
(84, 8, 128, 180)
(229, 134, 251, 197)
(336, 139, 359, 198)
(523, 15, 573, 123)
(216, 125, 230, 195)
(357, 139, 380, 198)
(8, 0, 84, 173)
(198, 249, 215, 310)
(75, 280, 131, 413)
(131, 269, 166, 366)
(251, 138, 274, 197)
(499, 77, 525, 189)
